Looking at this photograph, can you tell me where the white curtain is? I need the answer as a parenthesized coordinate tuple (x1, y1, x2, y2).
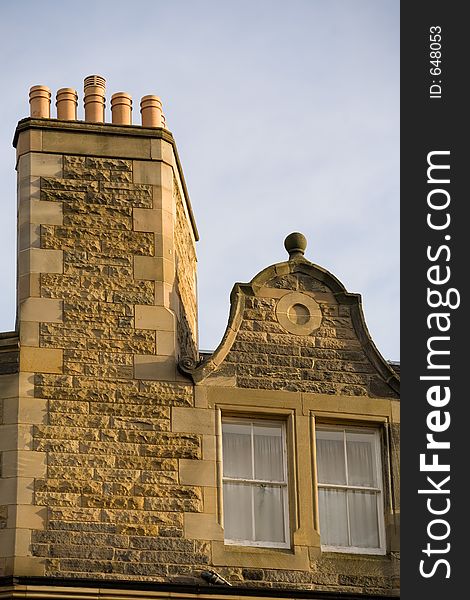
(223, 482, 252, 541)
(316, 430, 346, 485)
(253, 424, 284, 481)
(222, 423, 252, 479)
(319, 488, 348, 546)
(346, 433, 376, 487)
(254, 485, 285, 543)
(349, 490, 379, 548)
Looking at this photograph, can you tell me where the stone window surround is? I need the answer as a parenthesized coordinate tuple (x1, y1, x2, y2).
(204, 386, 398, 570)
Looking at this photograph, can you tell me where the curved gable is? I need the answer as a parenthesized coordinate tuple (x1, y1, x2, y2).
(180, 242, 399, 399)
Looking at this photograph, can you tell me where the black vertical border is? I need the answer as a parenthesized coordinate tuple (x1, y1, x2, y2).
(401, 2, 466, 598)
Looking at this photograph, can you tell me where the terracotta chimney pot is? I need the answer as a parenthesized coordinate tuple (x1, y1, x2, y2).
(29, 85, 51, 118)
(56, 88, 78, 120)
(140, 95, 163, 127)
(111, 92, 132, 125)
(84, 75, 106, 123)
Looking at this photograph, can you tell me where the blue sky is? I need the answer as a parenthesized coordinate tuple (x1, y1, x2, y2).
(0, 0, 399, 360)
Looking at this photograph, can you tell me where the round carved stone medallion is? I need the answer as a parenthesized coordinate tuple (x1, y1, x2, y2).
(275, 292, 322, 335)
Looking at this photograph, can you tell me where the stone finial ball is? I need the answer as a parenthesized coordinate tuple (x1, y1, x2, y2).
(284, 232, 307, 257)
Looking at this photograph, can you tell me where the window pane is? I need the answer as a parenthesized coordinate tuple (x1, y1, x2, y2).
(346, 431, 377, 487)
(253, 423, 284, 482)
(316, 430, 346, 485)
(319, 488, 348, 547)
(223, 482, 253, 541)
(254, 485, 286, 543)
(222, 422, 252, 479)
(348, 490, 380, 548)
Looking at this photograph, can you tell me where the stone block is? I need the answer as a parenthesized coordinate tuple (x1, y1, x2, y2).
(159, 208, 175, 234)
(134, 355, 177, 381)
(156, 331, 176, 356)
(18, 372, 35, 398)
(150, 138, 174, 165)
(17, 423, 33, 451)
(0, 477, 16, 504)
(392, 400, 400, 423)
(16, 130, 43, 159)
(11, 505, 47, 530)
(4, 452, 46, 479)
(203, 487, 218, 515)
(0, 374, 18, 399)
(2, 397, 47, 425)
(183, 512, 223, 541)
(172, 407, 215, 435)
(20, 347, 63, 374)
(31, 200, 63, 225)
(17, 477, 37, 505)
(42, 131, 151, 159)
(0, 424, 18, 451)
(28, 153, 63, 178)
(27, 249, 63, 274)
(133, 208, 162, 233)
(18, 177, 40, 208)
(18, 152, 62, 181)
(133, 161, 172, 191)
(154, 233, 174, 260)
(152, 186, 175, 214)
(19, 219, 42, 251)
(134, 256, 163, 281)
(212, 541, 310, 570)
(135, 305, 175, 331)
(10, 556, 46, 576)
(20, 298, 63, 323)
(0, 529, 15, 558)
(179, 459, 216, 487)
(202, 435, 216, 461)
(19, 321, 39, 347)
(162, 257, 176, 284)
(194, 387, 208, 409)
(154, 282, 173, 308)
(17, 273, 41, 302)
(207, 386, 300, 409)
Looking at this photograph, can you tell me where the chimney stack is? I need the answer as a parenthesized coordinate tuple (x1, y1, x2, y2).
(9, 69, 200, 584)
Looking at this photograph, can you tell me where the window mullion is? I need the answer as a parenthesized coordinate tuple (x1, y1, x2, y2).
(251, 422, 256, 542)
(343, 429, 352, 546)
(282, 423, 289, 545)
(374, 430, 384, 549)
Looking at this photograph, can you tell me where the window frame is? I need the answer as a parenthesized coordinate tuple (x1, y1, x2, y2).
(315, 424, 386, 555)
(221, 416, 290, 549)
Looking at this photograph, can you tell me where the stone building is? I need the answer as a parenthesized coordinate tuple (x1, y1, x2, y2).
(0, 77, 400, 599)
